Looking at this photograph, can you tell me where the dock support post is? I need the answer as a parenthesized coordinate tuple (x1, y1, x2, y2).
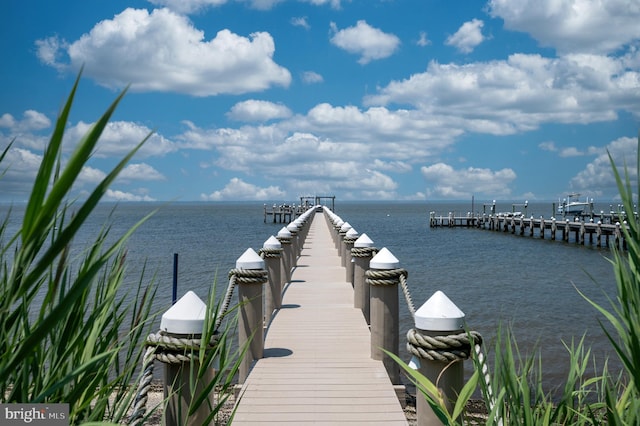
(407, 291, 478, 426)
(161, 291, 214, 426)
(261, 236, 283, 325)
(351, 234, 376, 323)
(286, 222, 299, 268)
(367, 248, 402, 385)
(338, 222, 352, 265)
(277, 227, 293, 286)
(343, 228, 359, 283)
(235, 249, 268, 384)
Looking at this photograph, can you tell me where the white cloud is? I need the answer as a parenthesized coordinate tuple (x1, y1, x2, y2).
(65, 121, 176, 158)
(37, 8, 291, 96)
(445, 19, 485, 54)
(417, 31, 431, 47)
(559, 147, 584, 157)
(291, 16, 310, 30)
(488, 0, 640, 54)
(227, 100, 292, 122)
(119, 163, 166, 181)
(569, 136, 637, 194)
(105, 189, 156, 202)
(539, 141, 557, 152)
(330, 20, 400, 64)
(0, 110, 51, 132)
(421, 163, 516, 199)
(201, 177, 286, 200)
(365, 53, 640, 133)
(301, 71, 324, 84)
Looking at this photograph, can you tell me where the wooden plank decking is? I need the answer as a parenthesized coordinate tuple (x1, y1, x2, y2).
(232, 212, 408, 425)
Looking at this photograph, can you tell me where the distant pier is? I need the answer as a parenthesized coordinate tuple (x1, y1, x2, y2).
(429, 212, 629, 250)
(264, 195, 335, 223)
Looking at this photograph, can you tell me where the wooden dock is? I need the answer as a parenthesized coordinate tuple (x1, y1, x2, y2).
(429, 212, 627, 249)
(233, 213, 408, 425)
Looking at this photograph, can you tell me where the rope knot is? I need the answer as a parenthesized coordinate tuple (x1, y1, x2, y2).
(406, 329, 482, 363)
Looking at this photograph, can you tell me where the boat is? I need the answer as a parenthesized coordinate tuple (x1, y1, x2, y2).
(557, 193, 592, 215)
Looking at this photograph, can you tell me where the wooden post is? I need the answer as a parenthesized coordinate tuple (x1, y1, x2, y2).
(262, 236, 283, 324)
(236, 249, 266, 384)
(286, 222, 299, 268)
(411, 291, 466, 426)
(368, 247, 401, 385)
(338, 222, 352, 264)
(352, 233, 375, 324)
(277, 227, 293, 286)
(161, 291, 214, 426)
(343, 228, 359, 283)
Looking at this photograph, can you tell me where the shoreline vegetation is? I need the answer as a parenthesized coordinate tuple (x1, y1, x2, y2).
(2, 77, 639, 424)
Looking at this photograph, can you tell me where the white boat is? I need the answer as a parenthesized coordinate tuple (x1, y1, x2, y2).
(557, 193, 592, 215)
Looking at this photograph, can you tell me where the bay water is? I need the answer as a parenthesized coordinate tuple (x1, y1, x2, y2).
(2, 200, 622, 394)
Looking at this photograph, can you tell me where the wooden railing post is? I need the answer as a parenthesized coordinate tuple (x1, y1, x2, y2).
(277, 227, 293, 286)
(343, 228, 359, 283)
(367, 247, 401, 385)
(338, 222, 351, 265)
(261, 236, 282, 325)
(409, 291, 468, 426)
(236, 248, 267, 384)
(161, 291, 214, 426)
(351, 233, 375, 324)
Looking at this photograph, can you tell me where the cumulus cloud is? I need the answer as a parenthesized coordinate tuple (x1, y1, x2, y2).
(227, 100, 292, 122)
(0, 110, 51, 132)
(201, 177, 286, 200)
(445, 19, 485, 54)
(569, 136, 637, 195)
(36, 8, 291, 96)
(489, 0, 640, 55)
(421, 163, 516, 199)
(119, 163, 166, 181)
(105, 189, 156, 202)
(365, 52, 640, 133)
(65, 121, 176, 158)
(330, 20, 400, 64)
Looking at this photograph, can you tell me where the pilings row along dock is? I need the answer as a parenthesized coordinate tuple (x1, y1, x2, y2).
(152, 205, 484, 426)
(429, 212, 628, 250)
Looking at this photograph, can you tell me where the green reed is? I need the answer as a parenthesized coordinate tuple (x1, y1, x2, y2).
(0, 73, 243, 425)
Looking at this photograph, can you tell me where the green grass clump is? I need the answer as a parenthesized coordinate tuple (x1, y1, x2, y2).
(0, 73, 241, 425)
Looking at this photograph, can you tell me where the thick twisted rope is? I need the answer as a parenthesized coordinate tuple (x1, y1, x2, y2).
(406, 329, 482, 363)
(365, 268, 416, 319)
(259, 247, 283, 258)
(350, 247, 378, 258)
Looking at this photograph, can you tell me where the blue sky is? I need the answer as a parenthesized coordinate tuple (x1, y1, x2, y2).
(1, 0, 639, 203)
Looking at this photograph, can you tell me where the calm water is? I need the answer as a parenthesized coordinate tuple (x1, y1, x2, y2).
(1, 201, 622, 392)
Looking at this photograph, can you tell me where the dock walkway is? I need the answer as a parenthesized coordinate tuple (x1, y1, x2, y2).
(232, 212, 408, 425)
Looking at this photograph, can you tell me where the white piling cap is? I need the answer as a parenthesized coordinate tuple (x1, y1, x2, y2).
(335, 219, 344, 227)
(370, 247, 399, 269)
(414, 290, 465, 331)
(263, 235, 281, 249)
(340, 222, 352, 232)
(277, 227, 292, 238)
(354, 233, 374, 248)
(346, 228, 358, 237)
(287, 222, 299, 231)
(236, 248, 265, 269)
(160, 291, 206, 334)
